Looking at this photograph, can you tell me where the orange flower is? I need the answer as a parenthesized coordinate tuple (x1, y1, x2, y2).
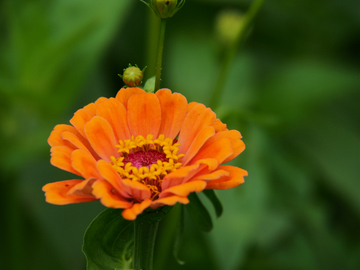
(42, 88, 247, 220)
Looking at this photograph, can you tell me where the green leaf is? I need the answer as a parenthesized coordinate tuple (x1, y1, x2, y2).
(83, 208, 134, 270)
(185, 193, 213, 232)
(173, 205, 185, 265)
(143, 76, 156, 93)
(203, 189, 223, 218)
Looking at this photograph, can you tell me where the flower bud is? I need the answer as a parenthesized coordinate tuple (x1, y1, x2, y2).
(215, 10, 244, 47)
(149, 0, 185, 19)
(119, 65, 146, 87)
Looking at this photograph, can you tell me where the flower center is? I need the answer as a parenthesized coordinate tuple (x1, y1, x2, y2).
(111, 134, 185, 200)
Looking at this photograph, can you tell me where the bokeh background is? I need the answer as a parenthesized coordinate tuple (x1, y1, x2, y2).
(1, 0, 360, 269)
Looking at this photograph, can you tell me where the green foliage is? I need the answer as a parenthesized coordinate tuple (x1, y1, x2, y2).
(185, 192, 213, 232)
(83, 208, 134, 270)
(203, 189, 223, 218)
(1, 0, 360, 269)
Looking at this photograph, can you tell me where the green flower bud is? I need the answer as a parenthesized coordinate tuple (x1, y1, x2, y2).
(119, 64, 146, 87)
(142, 0, 185, 19)
(215, 10, 244, 47)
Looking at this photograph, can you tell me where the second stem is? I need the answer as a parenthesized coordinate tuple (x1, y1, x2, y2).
(154, 19, 167, 91)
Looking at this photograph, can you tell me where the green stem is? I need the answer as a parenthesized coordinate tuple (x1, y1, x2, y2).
(133, 219, 160, 270)
(209, 0, 266, 109)
(154, 19, 167, 91)
(146, 12, 161, 81)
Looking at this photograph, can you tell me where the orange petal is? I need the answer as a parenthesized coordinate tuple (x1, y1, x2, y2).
(92, 180, 133, 208)
(70, 108, 94, 138)
(161, 163, 201, 190)
(223, 139, 245, 164)
(206, 166, 248, 190)
(122, 199, 152, 220)
(71, 150, 102, 179)
(115, 87, 146, 109)
(61, 131, 92, 157)
(160, 180, 206, 198)
(214, 118, 228, 132)
(202, 130, 245, 164)
(190, 137, 233, 165)
(150, 196, 189, 209)
(96, 98, 131, 142)
(192, 169, 230, 182)
(67, 177, 97, 197)
(42, 180, 96, 204)
(95, 97, 108, 105)
(127, 93, 161, 138)
(178, 103, 216, 155)
(84, 116, 119, 162)
(50, 146, 81, 176)
(187, 102, 198, 112)
(122, 179, 151, 202)
(83, 102, 97, 115)
(96, 160, 131, 199)
(182, 126, 215, 165)
(155, 89, 188, 139)
(48, 124, 78, 147)
(161, 158, 218, 190)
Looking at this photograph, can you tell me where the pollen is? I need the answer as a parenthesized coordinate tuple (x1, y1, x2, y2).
(111, 134, 185, 200)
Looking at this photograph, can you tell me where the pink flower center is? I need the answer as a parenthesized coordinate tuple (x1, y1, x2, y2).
(111, 134, 185, 200)
(125, 150, 168, 169)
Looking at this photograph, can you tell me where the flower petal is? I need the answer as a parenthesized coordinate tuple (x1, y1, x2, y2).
(48, 124, 78, 147)
(190, 137, 233, 165)
(178, 103, 216, 155)
(160, 180, 206, 198)
(202, 130, 245, 163)
(83, 103, 97, 115)
(95, 97, 108, 105)
(96, 160, 131, 199)
(42, 180, 96, 204)
(84, 116, 119, 162)
(150, 196, 189, 209)
(127, 93, 161, 138)
(71, 150, 102, 179)
(70, 108, 94, 138)
(161, 158, 218, 190)
(96, 98, 131, 142)
(67, 177, 97, 197)
(155, 89, 188, 139)
(161, 163, 201, 190)
(92, 180, 133, 208)
(182, 126, 215, 165)
(122, 179, 151, 202)
(214, 118, 228, 132)
(115, 87, 146, 109)
(50, 146, 81, 176)
(192, 169, 230, 182)
(187, 102, 197, 112)
(122, 199, 152, 220)
(206, 166, 248, 190)
(61, 131, 98, 159)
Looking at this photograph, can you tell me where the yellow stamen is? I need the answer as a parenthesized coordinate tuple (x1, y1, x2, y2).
(111, 134, 184, 199)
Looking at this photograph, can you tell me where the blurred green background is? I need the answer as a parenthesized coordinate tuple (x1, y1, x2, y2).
(1, 0, 360, 269)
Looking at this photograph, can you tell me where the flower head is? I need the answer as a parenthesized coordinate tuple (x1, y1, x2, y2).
(43, 88, 247, 220)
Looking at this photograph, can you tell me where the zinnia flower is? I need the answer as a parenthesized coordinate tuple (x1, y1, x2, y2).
(42, 88, 247, 220)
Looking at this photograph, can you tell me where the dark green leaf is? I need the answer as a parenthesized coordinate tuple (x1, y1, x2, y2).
(83, 208, 134, 270)
(185, 193, 213, 232)
(173, 205, 185, 265)
(203, 189, 223, 218)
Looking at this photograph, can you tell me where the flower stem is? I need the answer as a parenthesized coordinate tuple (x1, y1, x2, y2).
(146, 12, 160, 81)
(133, 219, 160, 270)
(154, 19, 167, 91)
(209, 0, 266, 109)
